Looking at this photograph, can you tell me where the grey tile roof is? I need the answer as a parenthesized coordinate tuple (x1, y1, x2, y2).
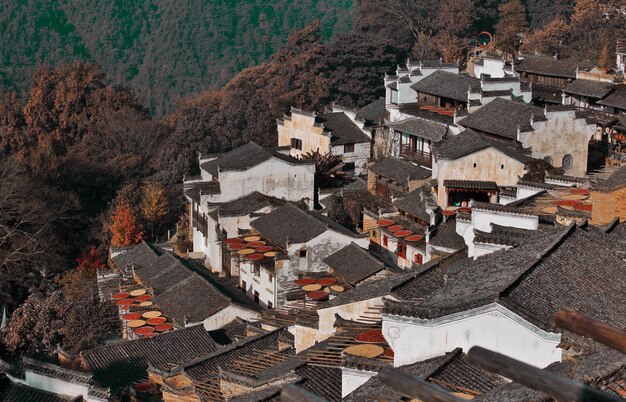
(343, 348, 505, 401)
(434, 129, 489, 160)
(388, 117, 450, 142)
(385, 226, 626, 332)
(530, 83, 564, 104)
(200, 142, 310, 177)
(296, 364, 342, 402)
(411, 70, 479, 102)
(322, 270, 419, 308)
(317, 112, 371, 145)
(443, 179, 498, 191)
(369, 157, 431, 185)
(515, 55, 592, 79)
(213, 192, 285, 218)
(458, 98, 543, 139)
(429, 221, 465, 250)
(598, 84, 626, 110)
(323, 243, 385, 285)
(250, 204, 359, 247)
(474, 347, 626, 401)
(393, 185, 437, 223)
(563, 79, 616, 99)
(0, 374, 71, 402)
(82, 325, 221, 389)
(355, 97, 387, 125)
(111, 243, 254, 327)
(398, 103, 455, 125)
(592, 166, 626, 192)
(474, 223, 546, 247)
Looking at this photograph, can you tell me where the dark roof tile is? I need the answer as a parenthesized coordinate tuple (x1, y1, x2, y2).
(458, 98, 543, 139)
(317, 112, 371, 145)
(388, 117, 450, 142)
(369, 157, 431, 185)
(411, 70, 479, 102)
(515, 56, 592, 79)
(323, 243, 385, 285)
(563, 79, 616, 99)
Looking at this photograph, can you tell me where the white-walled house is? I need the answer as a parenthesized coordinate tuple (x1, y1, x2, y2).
(236, 204, 369, 308)
(184, 142, 315, 271)
(277, 108, 372, 173)
(459, 99, 596, 177)
(381, 225, 626, 370)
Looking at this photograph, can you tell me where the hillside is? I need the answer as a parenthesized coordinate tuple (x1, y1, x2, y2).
(0, 0, 356, 115)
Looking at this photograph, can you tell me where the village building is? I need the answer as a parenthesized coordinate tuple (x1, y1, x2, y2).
(618, 38, 626, 72)
(367, 156, 431, 201)
(432, 129, 532, 208)
(589, 166, 626, 225)
(382, 225, 626, 370)
(110, 242, 261, 330)
(562, 79, 619, 110)
(277, 108, 372, 173)
(598, 84, 626, 114)
(392, 185, 439, 227)
(514, 55, 591, 88)
(184, 142, 315, 272)
(471, 53, 515, 79)
(458, 98, 596, 177)
(230, 203, 368, 308)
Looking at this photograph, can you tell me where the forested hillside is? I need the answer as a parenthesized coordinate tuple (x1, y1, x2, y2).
(0, 0, 356, 115)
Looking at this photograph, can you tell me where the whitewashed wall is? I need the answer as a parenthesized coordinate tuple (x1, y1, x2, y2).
(202, 304, 260, 331)
(383, 303, 562, 369)
(341, 368, 377, 398)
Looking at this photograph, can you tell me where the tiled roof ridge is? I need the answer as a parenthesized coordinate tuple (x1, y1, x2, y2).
(176, 328, 287, 374)
(218, 363, 303, 387)
(498, 224, 576, 299)
(21, 357, 92, 383)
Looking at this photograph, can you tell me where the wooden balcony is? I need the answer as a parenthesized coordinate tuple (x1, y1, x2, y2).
(400, 145, 432, 168)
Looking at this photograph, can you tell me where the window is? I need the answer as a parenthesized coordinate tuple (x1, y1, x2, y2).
(253, 291, 259, 304)
(473, 162, 477, 168)
(562, 154, 573, 170)
(382, 235, 388, 247)
(299, 249, 307, 258)
(391, 90, 399, 104)
(396, 243, 406, 259)
(414, 253, 423, 265)
(241, 280, 247, 291)
(344, 143, 355, 153)
(290, 138, 302, 150)
(253, 264, 260, 277)
(267, 301, 273, 309)
(500, 164, 504, 169)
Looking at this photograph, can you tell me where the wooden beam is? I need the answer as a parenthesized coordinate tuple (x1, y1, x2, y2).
(467, 346, 623, 402)
(555, 309, 626, 354)
(378, 367, 464, 402)
(281, 384, 329, 402)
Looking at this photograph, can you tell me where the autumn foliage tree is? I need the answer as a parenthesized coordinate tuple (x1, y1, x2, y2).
(109, 202, 143, 247)
(495, 0, 528, 58)
(76, 247, 106, 272)
(140, 181, 169, 240)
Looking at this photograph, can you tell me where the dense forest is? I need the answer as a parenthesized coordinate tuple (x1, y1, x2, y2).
(0, 0, 356, 115)
(0, 0, 624, 358)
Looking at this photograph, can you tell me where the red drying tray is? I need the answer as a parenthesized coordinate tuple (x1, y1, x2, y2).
(255, 246, 273, 253)
(575, 203, 592, 211)
(355, 329, 386, 344)
(570, 188, 589, 195)
(112, 292, 130, 300)
(225, 238, 243, 244)
(376, 219, 395, 227)
(134, 326, 155, 335)
(155, 323, 174, 332)
(247, 253, 265, 261)
(116, 299, 134, 306)
(557, 199, 580, 207)
(248, 241, 267, 248)
(404, 235, 424, 242)
(307, 291, 329, 301)
(316, 278, 336, 286)
(395, 230, 413, 237)
(146, 317, 167, 325)
(295, 278, 316, 286)
(122, 313, 142, 321)
(384, 348, 394, 358)
(442, 210, 456, 216)
(134, 294, 152, 302)
(387, 225, 403, 232)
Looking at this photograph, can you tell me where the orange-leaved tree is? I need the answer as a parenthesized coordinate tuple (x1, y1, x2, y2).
(76, 246, 106, 271)
(140, 181, 168, 240)
(109, 202, 144, 246)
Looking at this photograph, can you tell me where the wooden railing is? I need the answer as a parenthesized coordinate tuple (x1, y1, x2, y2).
(400, 145, 432, 167)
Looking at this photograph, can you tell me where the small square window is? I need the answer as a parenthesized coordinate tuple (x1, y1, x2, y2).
(382, 235, 388, 247)
(268, 301, 273, 309)
(344, 143, 355, 153)
(299, 249, 307, 258)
